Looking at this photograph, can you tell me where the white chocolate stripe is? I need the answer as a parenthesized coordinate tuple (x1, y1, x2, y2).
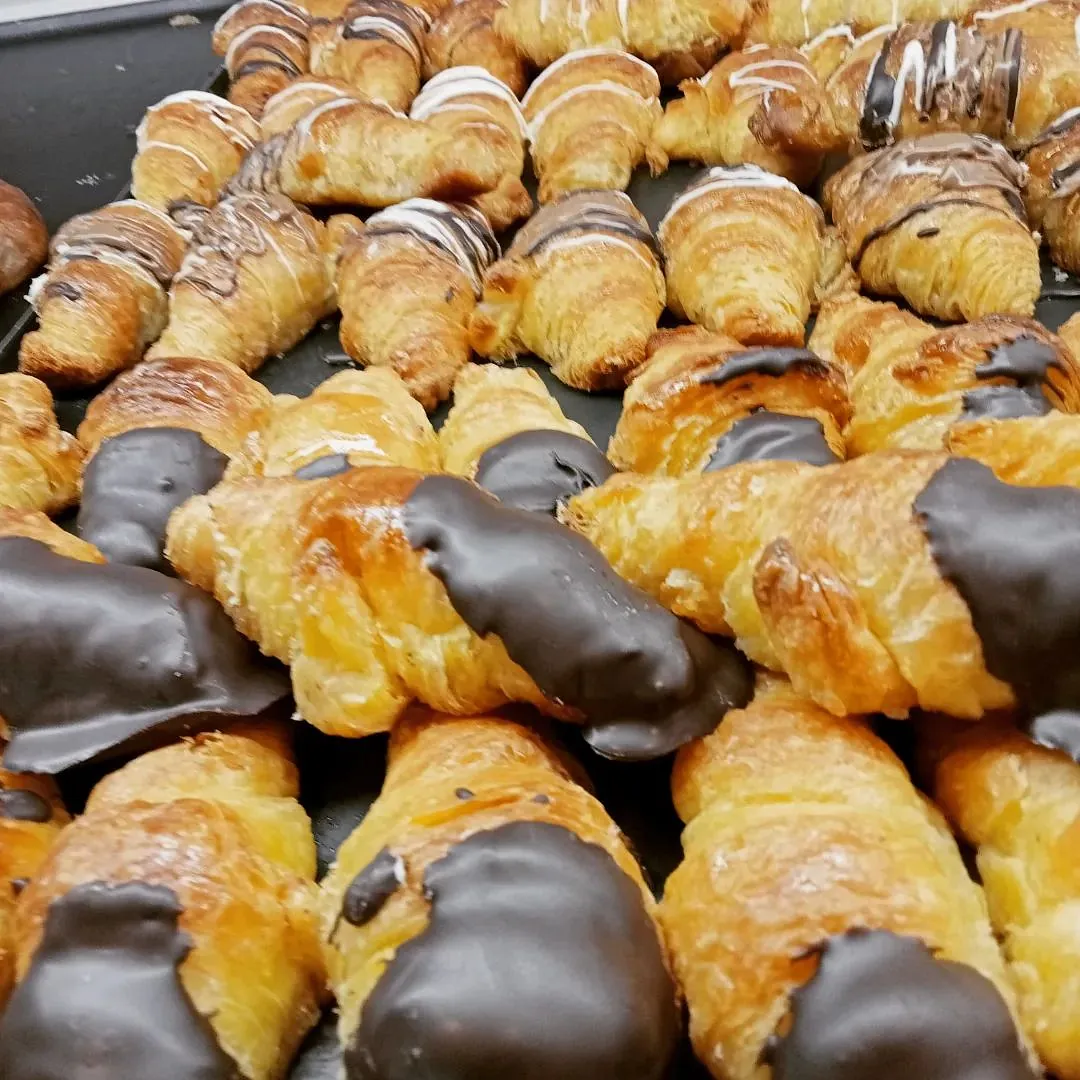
(225, 23, 304, 70)
(526, 81, 652, 142)
(658, 166, 805, 237)
(410, 67, 527, 137)
(521, 47, 659, 108)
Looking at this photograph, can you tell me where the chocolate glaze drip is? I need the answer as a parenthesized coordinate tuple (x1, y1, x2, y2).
(0, 882, 239, 1080)
(961, 384, 1051, 419)
(342, 0, 428, 58)
(975, 334, 1061, 385)
(0, 787, 52, 823)
(509, 191, 659, 260)
(983, 29, 1023, 139)
(915, 458, 1080, 748)
(473, 429, 615, 516)
(347, 821, 680, 1080)
(0, 538, 289, 774)
(295, 453, 354, 479)
(705, 412, 840, 471)
(77, 428, 228, 575)
(1027, 107, 1080, 151)
(230, 136, 288, 197)
(342, 848, 405, 928)
(701, 346, 828, 387)
(53, 207, 180, 286)
(234, 48, 303, 80)
(42, 280, 81, 302)
(403, 476, 751, 760)
(1052, 158, 1080, 200)
(766, 930, 1032, 1080)
(860, 32, 897, 149)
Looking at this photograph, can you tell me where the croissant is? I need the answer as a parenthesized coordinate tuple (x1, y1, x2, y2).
(660, 166, 853, 347)
(424, 0, 529, 97)
(308, 0, 429, 113)
(0, 180, 47, 296)
(824, 133, 1041, 321)
(131, 91, 261, 212)
(664, 679, 1033, 1080)
(336, 199, 499, 409)
(521, 48, 664, 202)
(0, 506, 103, 563)
(1024, 110, 1080, 275)
(319, 707, 681, 1080)
(469, 191, 665, 389)
(19, 201, 187, 388)
(212, 0, 311, 117)
(147, 192, 335, 373)
(259, 75, 360, 134)
(922, 717, 1080, 1080)
(609, 326, 850, 475)
(408, 68, 531, 230)
(166, 466, 751, 756)
(0, 374, 82, 516)
(809, 291, 1080, 454)
(564, 451, 1080, 724)
(232, 90, 505, 206)
(439, 362, 613, 512)
(0, 724, 325, 1080)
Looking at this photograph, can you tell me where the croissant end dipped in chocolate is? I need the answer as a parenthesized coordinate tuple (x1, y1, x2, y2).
(0, 179, 47, 296)
(424, 0, 529, 97)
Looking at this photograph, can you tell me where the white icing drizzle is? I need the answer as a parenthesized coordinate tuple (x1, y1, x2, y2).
(617, 0, 631, 39)
(800, 0, 812, 39)
(973, 0, 1047, 18)
(520, 47, 659, 109)
(214, 0, 308, 37)
(264, 79, 356, 112)
(727, 58, 810, 102)
(290, 96, 379, 146)
(108, 199, 184, 232)
(1075, 12, 1080, 51)
(802, 23, 855, 51)
(136, 91, 258, 153)
(533, 230, 655, 268)
(52, 245, 165, 296)
(409, 67, 528, 137)
(225, 23, 304, 70)
(138, 141, 213, 173)
(538, 0, 550, 25)
(526, 80, 651, 141)
(341, 13, 423, 65)
(576, 0, 591, 36)
(852, 23, 895, 47)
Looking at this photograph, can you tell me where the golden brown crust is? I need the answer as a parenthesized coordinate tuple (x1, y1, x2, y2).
(259, 76, 360, 136)
(609, 326, 850, 474)
(0, 508, 104, 562)
(424, 0, 529, 97)
(1024, 113, 1080, 275)
(15, 726, 325, 1080)
(0, 179, 47, 296)
(0, 374, 83, 515)
(947, 411, 1080, 487)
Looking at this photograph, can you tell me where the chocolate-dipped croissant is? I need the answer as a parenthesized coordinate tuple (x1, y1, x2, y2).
(147, 192, 336, 373)
(922, 717, 1080, 1080)
(563, 451, 1080, 724)
(213, 0, 311, 117)
(0, 374, 83, 516)
(337, 199, 499, 410)
(166, 466, 751, 757)
(0, 724, 325, 1080)
(424, 0, 529, 97)
(663, 679, 1033, 1080)
(809, 291, 1080, 453)
(521, 48, 664, 202)
(660, 166, 853, 347)
(131, 91, 261, 212)
(408, 68, 531, 230)
(439, 362, 613, 512)
(19, 201, 187, 388)
(0, 179, 47, 297)
(608, 326, 850, 474)
(469, 191, 665, 389)
(320, 708, 681, 1080)
(824, 133, 1040, 321)
(1024, 110, 1080, 275)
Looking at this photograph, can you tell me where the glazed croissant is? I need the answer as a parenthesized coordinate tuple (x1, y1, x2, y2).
(564, 451, 1080, 724)
(824, 133, 1041, 321)
(1024, 110, 1080, 275)
(0, 179, 47, 296)
(660, 166, 853, 347)
(425, 0, 529, 97)
(469, 190, 666, 389)
(810, 292, 1080, 454)
(0, 374, 83, 515)
(608, 326, 850, 475)
(408, 68, 531, 231)
(922, 717, 1080, 1080)
(439, 362, 613, 513)
(166, 466, 751, 757)
(213, 0, 311, 117)
(521, 48, 664, 203)
(337, 199, 499, 410)
(0, 724, 325, 1080)
(147, 192, 336, 373)
(19, 200, 187, 388)
(319, 707, 681, 1080)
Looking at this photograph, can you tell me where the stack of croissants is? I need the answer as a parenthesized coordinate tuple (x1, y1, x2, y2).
(3, 0, 1080, 1076)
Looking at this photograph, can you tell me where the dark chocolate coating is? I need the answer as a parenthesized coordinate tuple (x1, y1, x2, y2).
(77, 428, 228, 574)
(768, 930, 1032, 1080)
(403, 476, 751, 760)
(701, 347, 828, 387)
(346, 821, 680, 1080)
(0, 538, 289, 774)
(975, 334, 1062, 386)
(0, 787, 52, 823)
(0, 881, 239, 1080)
(295, 453, 354, 480)
(342, 847, 404, 929)
(705, 412, 840, 471)
(960, 384, 1051, 420)
(473, 429, 615, 515)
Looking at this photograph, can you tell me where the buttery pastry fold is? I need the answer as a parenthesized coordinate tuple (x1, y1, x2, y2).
(660, 166, 852, 347)
(19, 200, 187, 387)
(1024, 110, 1080, 275)
(259, 75, 360, 135)
(0, 374, 83, 515)
(662, 680, 1029, 1080)
(609, 326, 850, 475)
(147, 192, 336, 373)
(0, 179, 47, 296)
(320, 708, 680, 1080)
(521, 48, 664, 203)
(424, 0, 529, 97)
(336, 199, 499, 409)
(469, 190, 666, 390)
(1, 725, 325, 1080)
(824, 133, 1041, 321)
(131, 91, 261, 212)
